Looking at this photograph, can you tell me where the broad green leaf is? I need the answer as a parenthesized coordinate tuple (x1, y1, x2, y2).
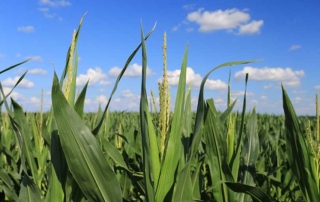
(45, 131, 67, 202)
(18, 175, 42, 202)
(225, 182, 272, 202)
(52, 72, 122, 202)
(282, 86, 320, 201)
(204, 99, 229, 202)
(239, 107, 259, 202)
(101, 138, 129, 170)
(11, 99, 39, 185)
(172, 161, 193, 202)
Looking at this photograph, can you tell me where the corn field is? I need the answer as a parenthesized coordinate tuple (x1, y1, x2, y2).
(0, 15, 320, 202)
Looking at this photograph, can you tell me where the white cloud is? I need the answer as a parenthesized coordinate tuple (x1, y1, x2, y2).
(3, 87, 21, 100)
(293, 96, 303, 104)
(315, 85, 320, 90)
(84, 99, 91, 104)
(231, 91, 254, 97)
(0, 54, 5, 58)
(25, 55, 43, 62)
(114, 98, 121, 103)
(238, 20, 263, 35)
(234, 66, 305, 87)
(96, 95, 108, 105)
(263, 84, 273, 89)
(29, 68, 47, 75)
(3, 77, 34, 88)
(292, 90, 306, 94)
(15, 53, 21, 58)
(187, 8, 263, 34)
(182, 4, 195, 10)
(76, 67, 108, 86)
(162, 67, 228, 90)
(38, 7, 56, 18)
(99, 80, 111, 86)
(30, 97, 40, 104)
(260, 95, 267, 100)
(289, 45, 302, 51)
(108, 63, 154, 77)
(250, 99, 258, 106)
(17, 26, 35, 33)
(39, 0, 71, 7)
(121, 89, 134, 98)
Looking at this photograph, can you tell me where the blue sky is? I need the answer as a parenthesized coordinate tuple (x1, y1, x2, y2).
(1, 0, 320, 115)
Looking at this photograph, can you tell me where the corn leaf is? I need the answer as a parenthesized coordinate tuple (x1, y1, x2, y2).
(225, 182, 272, 202)
(74, 81, 89, 118)
(282, 86, 320, 201)
(155, 44, 188, 202)
(18, 175, 42, 202)
(52, 72, 122, 202)
(92, 23, 156, 136)
(139, 22, 157, 202)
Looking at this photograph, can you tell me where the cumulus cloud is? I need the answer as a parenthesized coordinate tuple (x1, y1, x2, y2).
(315, 85, 320, 90)
(187, 8, 263, 34)
(289, 45, 302, 51)
(3, 87, 21, 100)
(231, 91, 254, 97)
(260, 95, 267, 100)
(161, 67, 228, 90)
(39, 0, 71, 7)
(30, 97, 40, 104)
(29, 68, 47, 75)
(108, 63, 154, 77)
(0, 54, 5, 58)
(293, 96, 303, 103)
(121, 90, 134, 98)
(17, 26, 35, 33)
(76, 67, 108, 86)
(25, 55, 43, 62)
(96, 95, 108, 105)
(238, 20, 263, 35)
(234, 66, 304, 87)
(99, 80, 111, 86)
(3, 77, 34, 88)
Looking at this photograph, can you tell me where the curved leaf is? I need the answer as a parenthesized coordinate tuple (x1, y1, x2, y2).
(52, 72, 122, 202)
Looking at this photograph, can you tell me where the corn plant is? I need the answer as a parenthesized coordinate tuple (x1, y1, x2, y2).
(1, 13, 319, 202)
